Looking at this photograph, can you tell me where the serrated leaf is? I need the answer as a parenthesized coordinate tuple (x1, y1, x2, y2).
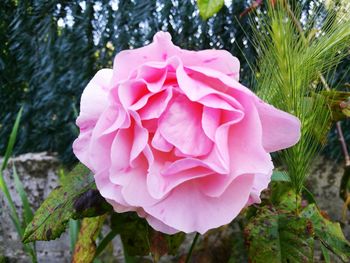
(72, 215, 106, 263)
(23, 164, 112, 243)
(270, 183, 300, 213)
(301, 204, 350, 262)
(321, 90, 350, 121)
(245, 207, 314, 263)
(197, 0, 224, 20)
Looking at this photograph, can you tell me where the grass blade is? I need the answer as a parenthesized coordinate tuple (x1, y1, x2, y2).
(94, 230, 118, 258)
(12, 163, 33, 225)
(1, 107, 23, 171)
(69, 219, 80, 252)
(0, 107, 23, 233)
(0, 107, 37, 261)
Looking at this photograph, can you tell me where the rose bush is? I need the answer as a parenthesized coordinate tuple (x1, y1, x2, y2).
(73, 32, 300, 234)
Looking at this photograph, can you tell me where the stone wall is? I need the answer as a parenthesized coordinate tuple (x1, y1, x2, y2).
(0, 153, 349, 262)
(0, 153, 126, 263)
(307, 155, 350, 238)
(0, 153, 71, 262)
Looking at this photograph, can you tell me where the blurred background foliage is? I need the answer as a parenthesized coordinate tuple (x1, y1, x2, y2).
(0, 0, 349, 165)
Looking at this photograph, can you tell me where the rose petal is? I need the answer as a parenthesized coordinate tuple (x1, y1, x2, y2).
(149, 164, 212, 201)
(137, 210, 179, 234)
(76, 69, 113, 127)
(119, 156, 159, 207)
(113, 32, 240, 85)
(185, 66, 251, 98)
(152, 129, 173, 152)
(118, 80, 149, 109)
(130, 116, 149, 166)
(180, 50, 240, 80)
(254, 99, 301, 152)
(72, 130, 93, 171)
(73, 69, 113, 169)
(198, 97, 273, 198)
(175, 63, 245, 113)
(112, 32, 180, 82)
(159, 94, 212, 157)
(144, 174, 254, 234)
(229, 96, 273, 176)
(95, 170, 131, 208)
(109, 115, 148, 173)
(101, 105, 129, 135)
(87, 109, 122, 172)
(139, 88, 173, 120)
(135, 62, 168, 92)
(246, 171, 273, 205)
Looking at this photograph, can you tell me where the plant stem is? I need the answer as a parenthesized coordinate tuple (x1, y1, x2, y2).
(336, 122, 350, 167)
(185, 233, 199, 263)
(144, 223, 156, 263)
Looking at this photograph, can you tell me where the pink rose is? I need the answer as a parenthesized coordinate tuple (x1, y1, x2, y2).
(73, 32, 300, 234)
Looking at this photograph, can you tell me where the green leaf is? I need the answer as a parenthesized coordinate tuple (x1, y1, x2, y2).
(72, 215, 106, 263)
(1, 107, 22, 171)
(111, 213, 150, 256)
(22, 164, 112, 243)
(94, 229, 118, 258)
(165, 232, 186, 255)
(0, 107, 37, 261)
(245, 207, 314, 263)
(301, 204, 350, 262)
(322, 90, 350, 121)
(149, 230, 185, 260)
(302, 186, 317, 205)
(69, 219, 80, 252)
(197, 0, 224, 20)
(0, 107, 23, 235)
(12, 164, 33, 226)
(110, 212, 185, 258)
(270, 183, 300, 213)
(320, 243, 331, 263)
(271, 171, 291, 182)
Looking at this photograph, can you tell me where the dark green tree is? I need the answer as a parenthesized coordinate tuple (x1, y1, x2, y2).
(0, 0, 348, 164)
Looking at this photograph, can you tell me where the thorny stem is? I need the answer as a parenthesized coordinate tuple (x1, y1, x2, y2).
(185, 233, 200, 263)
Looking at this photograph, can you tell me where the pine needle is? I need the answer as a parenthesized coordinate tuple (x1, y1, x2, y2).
(252, 1, 350, 193)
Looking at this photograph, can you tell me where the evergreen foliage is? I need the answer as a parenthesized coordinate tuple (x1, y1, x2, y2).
(0, 0, 348, 164)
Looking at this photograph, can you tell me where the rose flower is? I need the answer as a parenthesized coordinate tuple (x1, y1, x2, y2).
(73, 32, 300, 234)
